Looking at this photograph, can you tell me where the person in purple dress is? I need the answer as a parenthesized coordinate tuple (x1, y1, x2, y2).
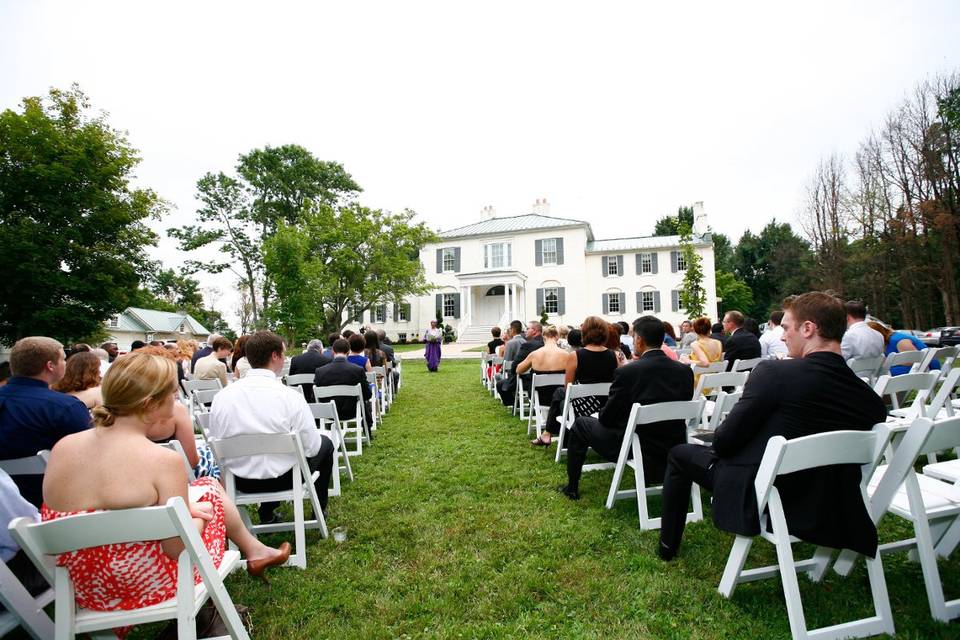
(424, 320, 443, 372)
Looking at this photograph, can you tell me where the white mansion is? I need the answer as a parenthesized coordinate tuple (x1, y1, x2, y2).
(353, 200, 717, 343)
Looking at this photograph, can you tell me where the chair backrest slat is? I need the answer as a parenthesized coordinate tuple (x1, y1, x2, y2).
(12, 504, 178, 555)
(313, 384, 362, 399)
(630, 399, 705, 427)
(209, 432, 299, 459)
(284, 373, 315, 386)
(308, 401, 340, 421)
(0, 451, 49, 476)
(567, 382, 611, 400)
(182, 378, 221, 395)
(532, 373, 566, 389)
(694, 371, 749, 397)
(918, 415, 960, 456)
(732, 357, 763, 372)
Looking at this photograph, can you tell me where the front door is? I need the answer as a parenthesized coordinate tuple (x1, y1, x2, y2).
(475, 285, 505, 327)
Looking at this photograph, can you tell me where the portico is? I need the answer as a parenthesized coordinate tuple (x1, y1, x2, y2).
(455, 271, 527, 340)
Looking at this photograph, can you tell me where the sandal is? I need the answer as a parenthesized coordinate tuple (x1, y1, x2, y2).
(530, 434, 552, 447)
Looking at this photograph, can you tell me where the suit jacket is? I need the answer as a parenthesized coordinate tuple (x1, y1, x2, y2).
(504, 336, 545, 394)
(290, 350, 333, 402)
(723, 328, 761, 370)
(313, 357, 372, 424)
(380, 342, 396, 364)
(598, 350, 694, 482)
(710, 352, 887, 556)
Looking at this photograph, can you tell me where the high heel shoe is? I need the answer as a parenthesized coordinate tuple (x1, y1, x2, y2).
(246, 542, 291, 583)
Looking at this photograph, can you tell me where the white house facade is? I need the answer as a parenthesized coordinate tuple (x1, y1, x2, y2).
(350, 200, 717, 343)
(104, 307, 211, 351)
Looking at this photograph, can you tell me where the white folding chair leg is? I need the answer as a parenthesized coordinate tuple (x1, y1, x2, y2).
(0, 559, 54, 640)
(718, 535, 754, 597)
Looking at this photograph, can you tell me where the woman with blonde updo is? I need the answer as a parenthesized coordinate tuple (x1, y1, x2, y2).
(41, 352, 290, 628)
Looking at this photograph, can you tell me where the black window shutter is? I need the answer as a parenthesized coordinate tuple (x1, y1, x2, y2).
(558, 287, 566, 314)
(556, 238, 564, 265)
(602, 256, 608, 277)
(652, 253, 659, 274)
(636, 291, 643, 313)
(437, 249, 443, 273)
(618, 292, 625, 314)
(602, 293, 609, 314)
(617, 255, 624, 276)
(436, 293, 443, 316)
(536, 288, 544, 314)
(454, 247, 461, 272)
(672, 290, 680, 312)
(635, 254, 642, 275)
(453, 293, 461, 319)
(654, 291, 661, 313)
(535, 240, 543, 266)
(671, 251, 678, 273)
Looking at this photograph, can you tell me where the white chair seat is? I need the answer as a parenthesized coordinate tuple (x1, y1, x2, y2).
(869, 465, 960, 519)
(923, 459, 960, 483)
(72, 550, 240, 634)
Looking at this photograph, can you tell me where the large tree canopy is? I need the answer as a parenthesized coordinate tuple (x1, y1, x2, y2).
(0, 86, 164, 344)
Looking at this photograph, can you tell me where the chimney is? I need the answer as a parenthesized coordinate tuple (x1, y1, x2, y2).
(532, 197, 550, 216)
(692, 201, 708, 235)
(480, 205, 497, 221)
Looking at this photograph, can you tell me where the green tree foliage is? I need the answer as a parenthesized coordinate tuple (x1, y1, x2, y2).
(262, 203, 437, 343)
(654, 206, 694, 236)
(715, 271, 754, 317)
(678, 221, 706, 317)
(733, 221, 813, 318)
(0, 86, 164, 344)
(169, 145, 361, 328)
(711, 232, 735, 273)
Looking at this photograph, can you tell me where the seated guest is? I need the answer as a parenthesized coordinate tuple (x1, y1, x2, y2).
(498, 321, 544, 407)
(516, 326, 568, 441)
(91, 347, 111, 378)
(606, 323, 628, 366)
(290, 339, 333, 402)
(743, 317, 762, 338)
(364, 331, 387, 368)
(657, 292, 887, 561)
(841, 300, 884, 360)
(721, 310, 761, 370)
(190, 333, 221, 373)
(487, 326, 504, 355)
(559, 316, 694, 500)
(710, 322, 727, 347)
(1, 468, 47, 600)
(679, 320, 697, 349)
(662, 321, 678, 348)
(680, 317, 724, 392)
(314, 338, 374, 435)
(100, 342, 119, 363)
(617, 321, 633, 359)
(557, 325, 572, 351)
(342, 329, 354, 339)
(868, 321, 938, 376)
(194, 337, 233, 387)
(567, 329, 582, 349)
(211, 331, 335, 525)
(0, 337, 91, 507)
(534, 316, 617, 447)
(42, 351, 290, 620)
(130, 340, 147, 351)
(502, 320, 526, 363)
(231, 335, 251, 381)
(376, 329, 399, 390)
(759, 310, 788, 359)
(496, 326, 511, 358)
(347, 334, 372, 372)
(51, 351, 103, 409)
(323, 332, 341, 359)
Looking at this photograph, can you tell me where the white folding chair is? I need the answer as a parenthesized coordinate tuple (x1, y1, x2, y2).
(494, 359, 511, 398)
(157, 440, 197, 482)
(527, 373, 566, 437)
(879, 350, 926, 376)
(690, 361, 726, 379)
(10, 496, 249, 640)
(0, 556, 54, 640)
(481, 353, 492, 386)
(693, 371, 748, 429)
(873, 372, 939, 415)
(889, 368, 960, 422)
(718, 424, 894, 640)
(605, 399, 706, 530)
(554, 383, 611, 464)
(833, 416, 960, 622)
(308, 401, 354, 497)
(487, 356, 504, 396)
(0, 452, 50, 477)
(918, 346, 957, 376)
(689, 391, 743, 445)
(181, 378, 222, 396)
(371, 366, 389, 415)
(284, 373, 316, 399)
(365, 372, 381, 430)
(314, 384, 368, 456)
(210, 432, 328, 570)
(190, 388, 222, 415)
(847, 355, 885, 387)
(731, 357, 763, 373)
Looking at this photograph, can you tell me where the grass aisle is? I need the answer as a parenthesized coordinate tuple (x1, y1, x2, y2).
(134, 359, 958, 639)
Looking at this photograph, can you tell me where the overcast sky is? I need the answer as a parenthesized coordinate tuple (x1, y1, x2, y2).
(3, 1, 959, 325)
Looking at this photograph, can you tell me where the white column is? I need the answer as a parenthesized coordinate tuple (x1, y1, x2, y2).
(508, 284, 514, 320)
(464, 286, 472, 326)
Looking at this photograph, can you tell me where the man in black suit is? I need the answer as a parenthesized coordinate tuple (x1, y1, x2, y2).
(559, 316, 694, 500)
(313, 338, 373, 435)
(657, 292, 887, 561)
(322, 332, 341, 359)
(376, 329, 400, 391)
(721, 310, 761, 370)
(289, 339, 333, 402)
(498, 321, 544, 407)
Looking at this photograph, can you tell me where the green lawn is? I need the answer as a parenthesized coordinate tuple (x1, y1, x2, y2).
(123, 359, 957, 639)
(391, 343, 427, 352)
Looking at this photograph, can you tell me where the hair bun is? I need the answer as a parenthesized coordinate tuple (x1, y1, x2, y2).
(91, 405, 116, 427)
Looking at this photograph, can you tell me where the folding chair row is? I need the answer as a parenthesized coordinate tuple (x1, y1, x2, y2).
(847, 355, 885, 387)
(554, 383, 612, 464)
(527, 373, 566, 437)
(313, 384, 369, 457)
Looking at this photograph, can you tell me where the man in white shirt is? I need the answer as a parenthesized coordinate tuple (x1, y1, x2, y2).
(759, 311, 788, 359)
(840, 300, 884, 360)
(209, 330, 334, 524)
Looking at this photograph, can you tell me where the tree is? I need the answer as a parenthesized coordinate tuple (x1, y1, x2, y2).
(654, 206, 694, 236)
(800, 154, 850, 293)
(0, 85, 164, 344)
(733, 221, 813, 318)
(677, 221, 706, 317)
(714, 271, 754, 317)
(262, 203, 437, 343)
(169, 145, 361, 328)
(712, 232, 735, 273)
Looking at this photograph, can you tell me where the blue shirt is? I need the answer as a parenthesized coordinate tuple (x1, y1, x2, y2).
(886, 332, 940, 376)
(347, 354, 369, 369)
(0, 377, 92, 459)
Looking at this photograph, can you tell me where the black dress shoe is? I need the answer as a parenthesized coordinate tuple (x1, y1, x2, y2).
(557, 484, 580, 501)
(657, 541, 676, 562)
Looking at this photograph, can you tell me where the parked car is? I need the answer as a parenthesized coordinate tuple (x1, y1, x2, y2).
(920, 327, 958, 347)
(940, 327, 960, 347)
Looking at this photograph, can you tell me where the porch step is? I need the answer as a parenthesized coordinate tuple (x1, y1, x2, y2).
(458, 325, 495, 344)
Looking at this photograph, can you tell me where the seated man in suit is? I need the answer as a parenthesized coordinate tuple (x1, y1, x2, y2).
(209, 330, 335, 525)
(289, 339, 333, 402)
(559, 316, 694, 500)
(498, 321, 544, 407)
(314, 338, 373, 436)
(722, 310, 761, 370)
(657, 291, 887, 561)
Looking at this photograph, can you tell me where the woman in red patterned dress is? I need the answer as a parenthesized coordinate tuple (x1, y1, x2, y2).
(41, 351, 290, 637)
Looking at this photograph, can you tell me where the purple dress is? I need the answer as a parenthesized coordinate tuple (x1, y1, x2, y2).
(424, 328, 442, 371)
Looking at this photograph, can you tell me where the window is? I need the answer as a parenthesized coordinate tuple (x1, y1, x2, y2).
(544, 287, 559, 314)
(178, 321, 187, 333)
(640, 291, 656, 312)
(607, 256, 619, 276)
(442, 248, 456, 272)
(484, 242, 512, 269)
(398, 303, 410, 321)
(398, 332, 407, 342)
(608, 294, 621, 314)
(108, 315, 120, 328)
(640, 253, 653, 274)
(443, 293, 457, 317)
(676, 252, 687, 271)
(541, 238, 557, 265)
(375, 305, 386, 323)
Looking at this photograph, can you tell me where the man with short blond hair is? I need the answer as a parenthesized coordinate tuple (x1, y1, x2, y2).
(0, 337, 91, 506)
